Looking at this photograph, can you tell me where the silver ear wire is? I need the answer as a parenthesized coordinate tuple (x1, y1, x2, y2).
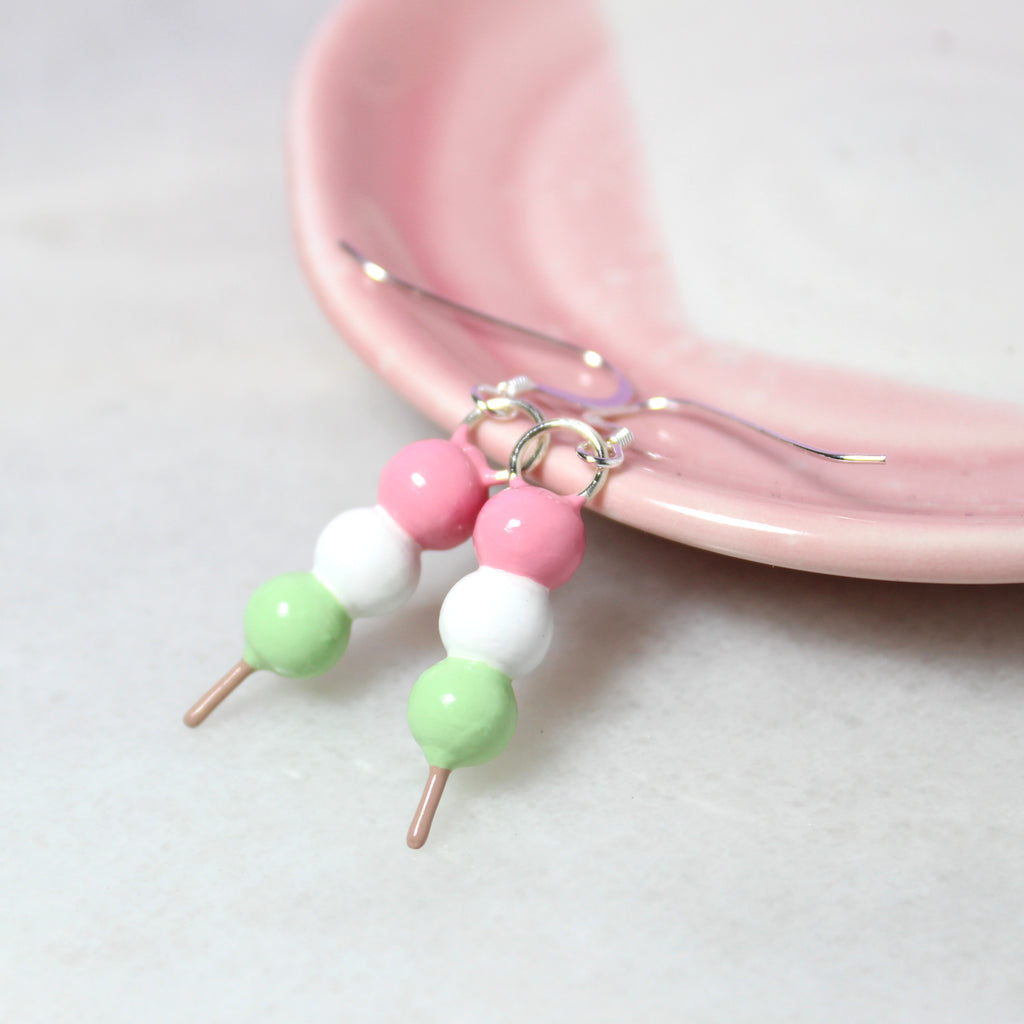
(341, 240, 886, 467)
(340, 240, 634, 407)
(576, 426, 635, 468)
(585, 397, 886, 464)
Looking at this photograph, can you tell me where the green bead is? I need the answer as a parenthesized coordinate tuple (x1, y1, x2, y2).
(407, 657, 518, 770)
(242, 572, 351, 678)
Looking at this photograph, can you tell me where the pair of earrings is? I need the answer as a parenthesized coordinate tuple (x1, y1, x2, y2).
(184, 383, 629, 848)
(186, 243, 887, 848)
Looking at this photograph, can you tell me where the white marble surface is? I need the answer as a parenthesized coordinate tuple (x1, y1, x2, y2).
(2, 2, 1023, 1022)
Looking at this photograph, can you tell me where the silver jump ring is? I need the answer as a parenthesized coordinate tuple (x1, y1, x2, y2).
(509, 417, 612, 501)
(576, 444, 623, 469)
(464, 387, 549, 473)
(575, 426, 635, 468)
(467, 385, 519, 422)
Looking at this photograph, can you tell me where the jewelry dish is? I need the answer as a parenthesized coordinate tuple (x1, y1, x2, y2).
(288, 0, 1024, 583)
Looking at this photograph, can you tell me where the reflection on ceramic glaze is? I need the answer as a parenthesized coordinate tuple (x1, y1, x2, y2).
(651, 501, 805, 537)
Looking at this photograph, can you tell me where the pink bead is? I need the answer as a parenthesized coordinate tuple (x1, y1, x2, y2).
(378, 438, 490, 551)
(473, 480, 586, 590)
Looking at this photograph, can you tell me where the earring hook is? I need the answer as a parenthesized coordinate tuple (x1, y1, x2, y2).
(340, 241, 886, 466)
(339, 240, 635, 408)
(586, 397, 886, 464)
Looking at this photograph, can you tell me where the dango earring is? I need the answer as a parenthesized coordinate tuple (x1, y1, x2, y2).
(404, 416, 630, 848)
(182, 387, 547, 727)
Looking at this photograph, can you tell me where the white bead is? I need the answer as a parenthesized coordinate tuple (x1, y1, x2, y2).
(439, 566, 553, 678)
(312, 506, 421, 618)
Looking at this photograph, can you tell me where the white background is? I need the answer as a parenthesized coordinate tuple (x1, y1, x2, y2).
(2, 2, 1023, 1022)
(601, 0, 1024, 402)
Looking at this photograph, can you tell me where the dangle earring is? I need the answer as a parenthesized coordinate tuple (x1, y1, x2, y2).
(405, 417, 631, 848)
(183, 386, 547, 727)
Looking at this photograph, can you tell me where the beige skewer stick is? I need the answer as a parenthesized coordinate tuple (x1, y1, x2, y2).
(407, 767, 452, 849)
(183, 659, 255, 727)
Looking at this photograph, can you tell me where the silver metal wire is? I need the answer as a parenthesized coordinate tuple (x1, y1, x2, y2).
(509, 418, 617, 501)
(576, 426, 635, 468)
(340, 241, 634, 407)
(463, 387, 548, 476)
(586, 397, 887, 464)
(341, 241, 886, 467)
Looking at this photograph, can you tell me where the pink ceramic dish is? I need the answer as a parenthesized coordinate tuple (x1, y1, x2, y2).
(288, 0, 1024, 583)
